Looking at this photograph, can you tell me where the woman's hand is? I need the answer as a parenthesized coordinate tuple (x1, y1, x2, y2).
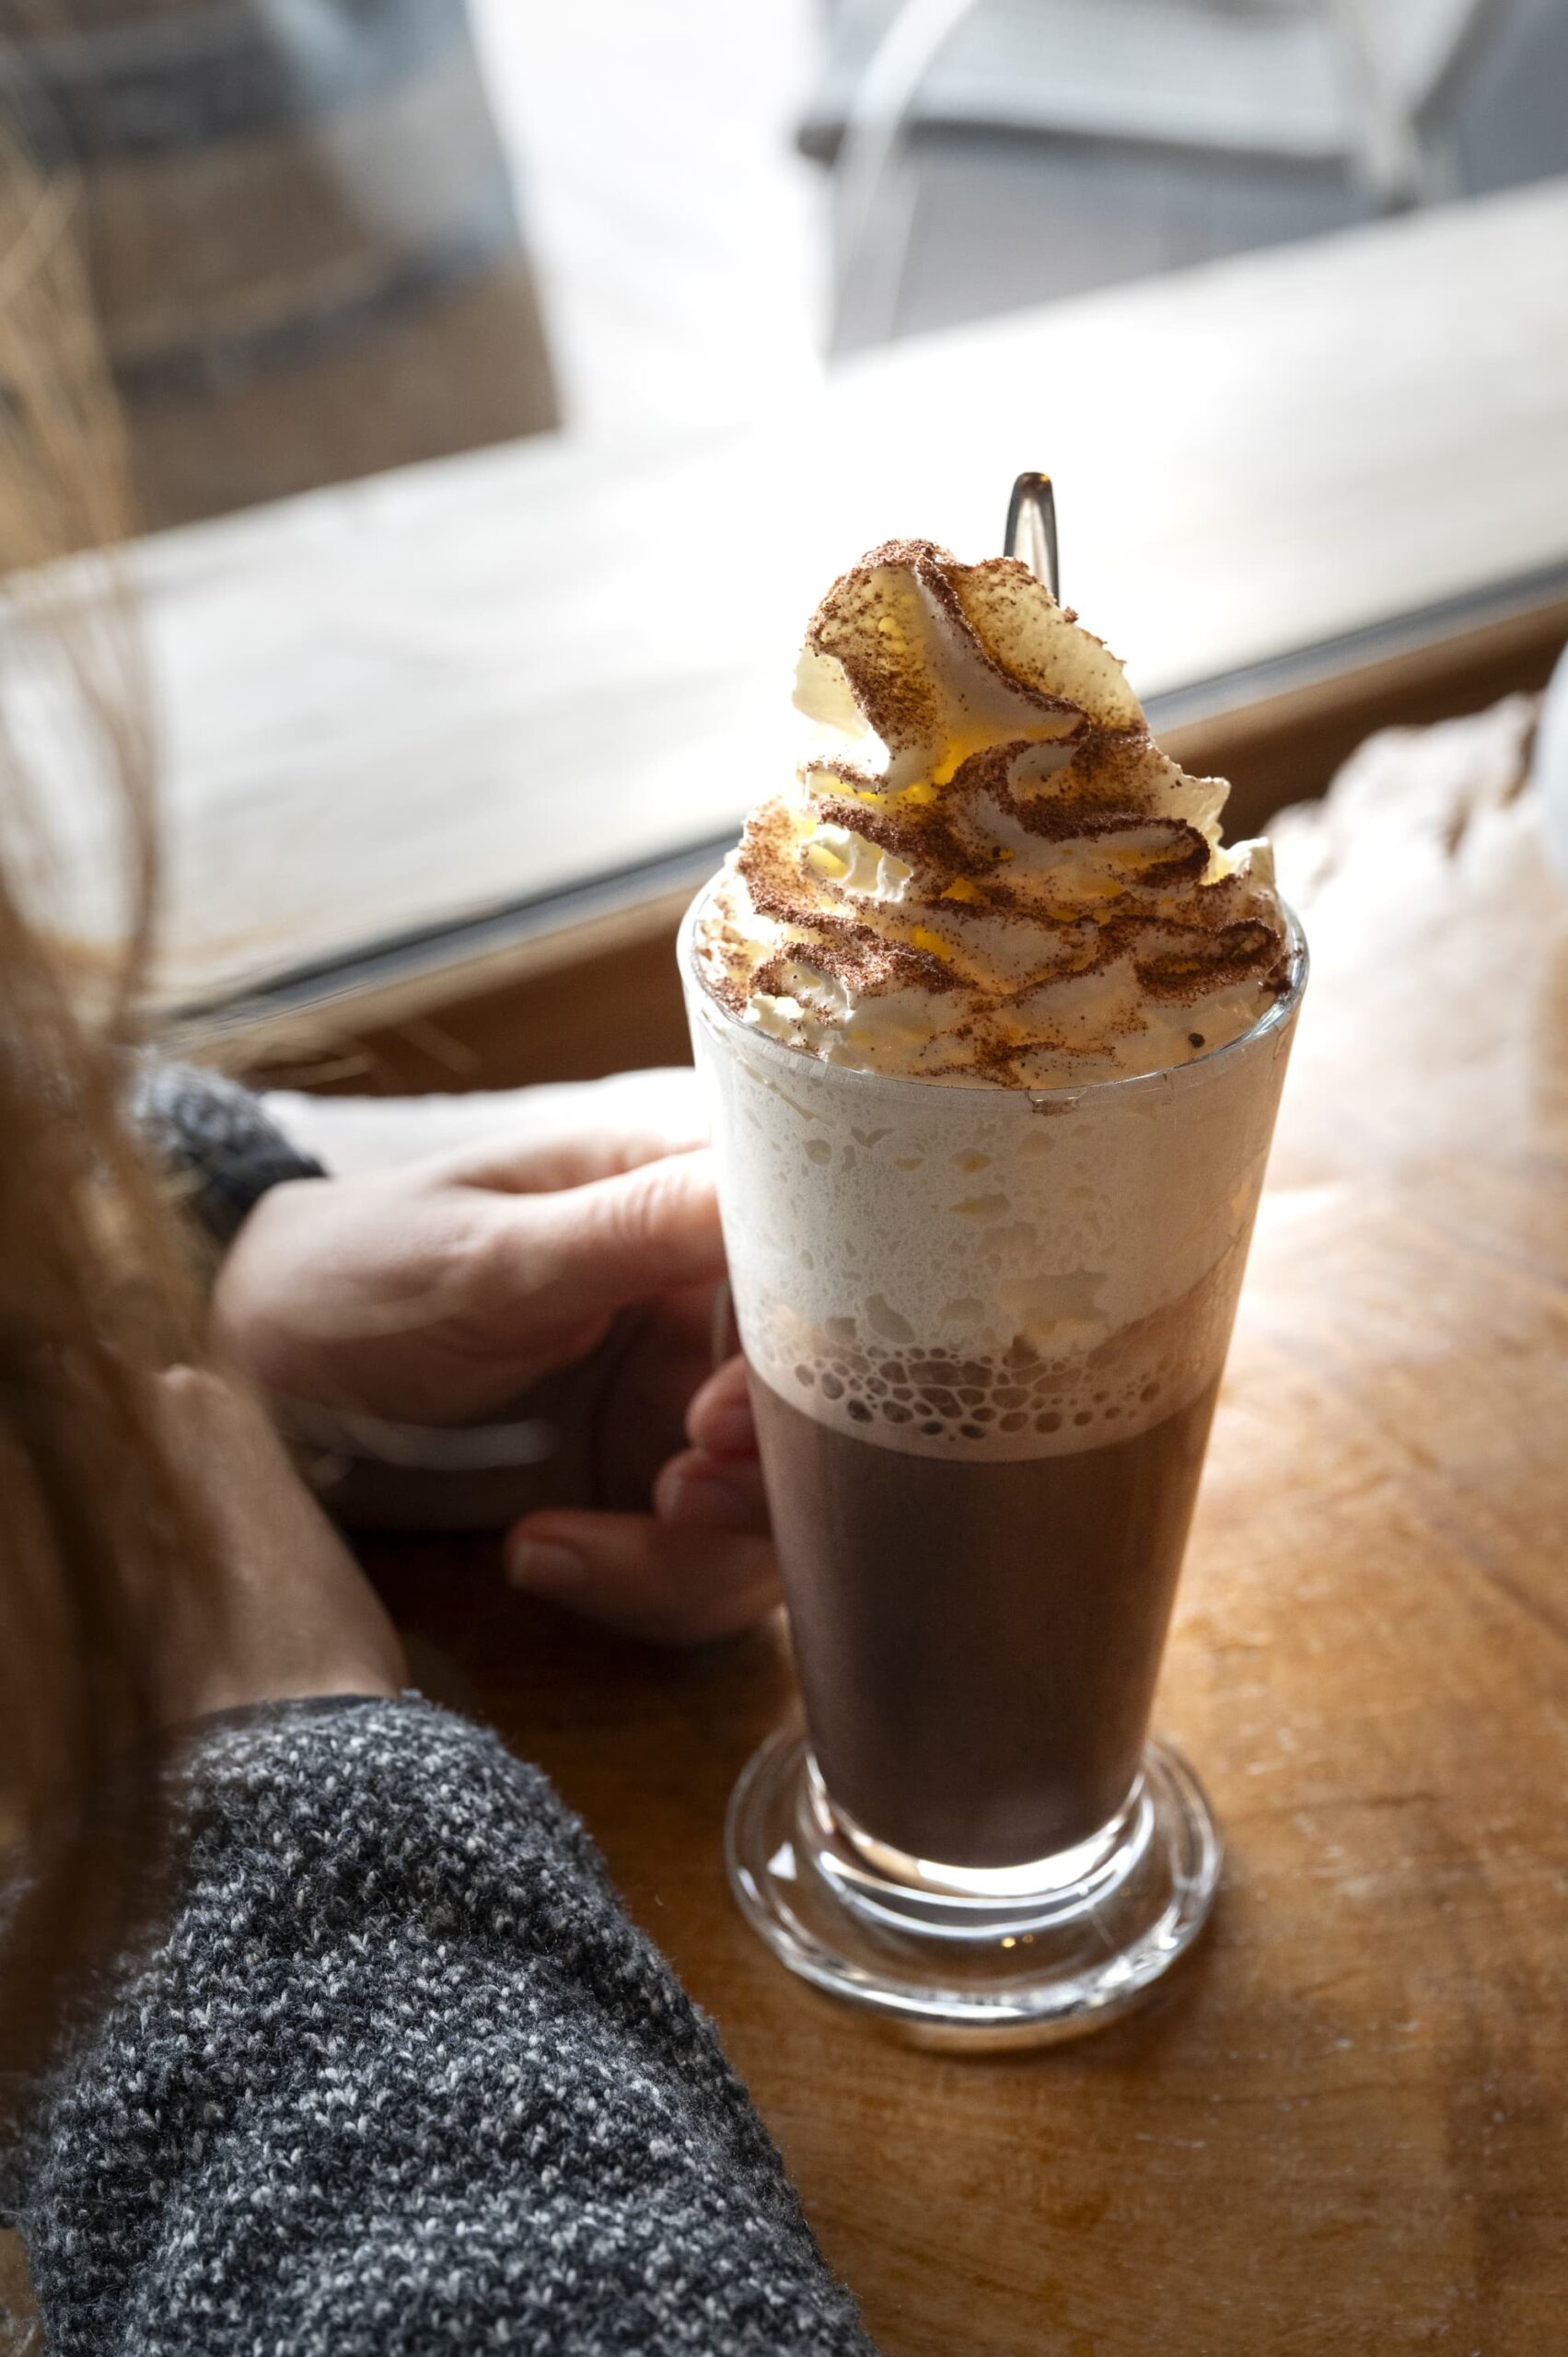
(213, 1117, 723, 1425)
(507, 1347, 775, 1644)
(150, 1366, 407, 1724)
(212, 1106, 778, 1644)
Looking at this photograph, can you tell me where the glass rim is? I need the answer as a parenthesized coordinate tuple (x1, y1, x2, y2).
(677, 878, 1307, 1107)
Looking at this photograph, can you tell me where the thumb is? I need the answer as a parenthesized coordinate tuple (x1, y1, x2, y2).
(512, 1146, 726, 1324)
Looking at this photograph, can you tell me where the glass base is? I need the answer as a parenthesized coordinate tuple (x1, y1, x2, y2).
(726, 1726, 1222, 2049)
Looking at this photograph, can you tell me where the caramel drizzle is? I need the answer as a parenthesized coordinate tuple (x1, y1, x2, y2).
(709, 540, 1289, 1075)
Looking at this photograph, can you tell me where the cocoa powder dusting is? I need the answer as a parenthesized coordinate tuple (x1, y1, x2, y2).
(697, 534, 1292, 1078)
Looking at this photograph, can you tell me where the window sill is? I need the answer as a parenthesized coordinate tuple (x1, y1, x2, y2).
(104, 174, 1568, 1083)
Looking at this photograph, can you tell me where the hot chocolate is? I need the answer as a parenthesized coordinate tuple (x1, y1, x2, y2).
(680, 521, 1303, 2037)
(753, 1373, 1220, 1868)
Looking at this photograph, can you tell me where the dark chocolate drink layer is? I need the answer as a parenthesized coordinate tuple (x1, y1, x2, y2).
(752, 1374, 1222, 1869)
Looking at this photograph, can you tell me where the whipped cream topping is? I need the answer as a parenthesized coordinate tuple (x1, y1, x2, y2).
(696, 538, 1291, 1085)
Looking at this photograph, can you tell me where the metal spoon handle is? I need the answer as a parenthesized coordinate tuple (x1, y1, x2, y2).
(1005, 471, 1060, 601)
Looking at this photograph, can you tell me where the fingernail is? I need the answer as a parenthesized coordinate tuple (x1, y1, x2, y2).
(700, 1403, 758, 1457)
(506, 1538, 585, 1592)
(661, 1473, 754, 1531)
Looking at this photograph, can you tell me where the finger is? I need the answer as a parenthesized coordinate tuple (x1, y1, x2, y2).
(495, 1148, 726, 1329)
(685, 1353, 759, 1459)
(445, 1100, 708, 1197)
(504, 1510, 781, 1645)
(455, 1131, 706, 1197)
(653, 1447, 769, 1533)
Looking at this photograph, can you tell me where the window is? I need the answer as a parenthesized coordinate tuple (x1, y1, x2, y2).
(14, 0, 1568, 1050)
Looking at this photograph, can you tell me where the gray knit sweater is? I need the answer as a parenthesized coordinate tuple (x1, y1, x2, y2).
(4, 1697, 874, 2355)
(2, 1068, 873, 2351)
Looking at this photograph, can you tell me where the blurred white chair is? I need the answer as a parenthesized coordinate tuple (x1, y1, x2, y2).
(817, 0, 1500, 345)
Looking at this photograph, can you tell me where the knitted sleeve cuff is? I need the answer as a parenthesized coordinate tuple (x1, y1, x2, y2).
(128, 1058, 327, 1247)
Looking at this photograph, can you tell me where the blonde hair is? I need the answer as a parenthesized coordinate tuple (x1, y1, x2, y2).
(0, 138, 215, 2070)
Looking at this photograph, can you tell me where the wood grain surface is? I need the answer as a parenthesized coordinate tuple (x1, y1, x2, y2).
(362, 697, 1568, 2355)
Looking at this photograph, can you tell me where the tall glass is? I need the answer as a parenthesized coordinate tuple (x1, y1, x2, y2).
(679, 890, 1307, 2045)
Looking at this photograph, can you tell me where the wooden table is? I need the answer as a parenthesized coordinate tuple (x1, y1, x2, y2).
(365, 695, 1568, 2354)
(52, 172, 1568, 1013)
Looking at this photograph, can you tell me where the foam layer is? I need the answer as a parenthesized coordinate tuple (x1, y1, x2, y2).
(684, 933, 1301, 1462)
(695, 538, 1290, 1086)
